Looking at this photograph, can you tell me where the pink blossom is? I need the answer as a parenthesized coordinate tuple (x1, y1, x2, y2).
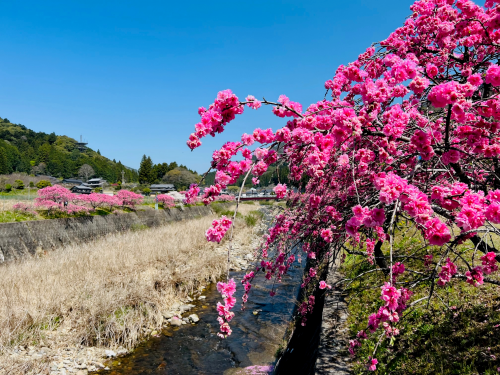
(392, 262, 405, 281)
(425, 218, 451, 246)
(481, 252, 498, 275)
(273, 183, 287, 199)
(367, 357, 378, 372)
(241, 133, 255, 146)
(245, 95, 262, 109)
(426, 63, 439, 78)
(348, 339, 361, 356)
(486, 64, 500, 86)
(428, 81, 461, 108)
(205, 215, 232, 243)
(465, 266, 484, 287)
(438, 258, 457, 286)
(116, 190, 143, 208)
(319, 281, 331, 290)
(320, 228, 333, 243)
(409, 76, 430, 94)
(380, 282, 401, 311)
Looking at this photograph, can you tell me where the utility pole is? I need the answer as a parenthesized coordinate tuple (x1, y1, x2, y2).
(121, 170, 125, 185)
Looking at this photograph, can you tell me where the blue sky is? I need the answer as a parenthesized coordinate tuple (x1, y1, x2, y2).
(0, 0, 417, 172)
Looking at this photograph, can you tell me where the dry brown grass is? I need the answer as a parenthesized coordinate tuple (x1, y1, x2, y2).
(0, 200, 29, 212)
(0, 212, 253, 363)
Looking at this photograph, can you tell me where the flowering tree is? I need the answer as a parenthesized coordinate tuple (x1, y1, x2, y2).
(215, 194, 235, 202)
(157, 194, 176, 208)
(80, 193, 107, 209)
(116, 190, 143, 208)
(35, 185, 78, 214)
(186, 0, 500, 370)
(34, 186, 128, 215)
(12, 202, 36, 216)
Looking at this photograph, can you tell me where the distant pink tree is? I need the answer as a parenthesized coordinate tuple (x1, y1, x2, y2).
(103, 195, 121, 211)
(12, 202, 36, 216)
(157, 194, 175, 208)
(117, 190, 143, 208)
(35, 185, 76, 214)
(36, 185, 75, 204)
(215, 195, 235, 202)
(80, 193, 108, 209)
(64, 204, 90, 215)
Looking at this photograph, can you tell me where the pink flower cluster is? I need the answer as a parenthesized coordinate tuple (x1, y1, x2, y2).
(12, 202, 36, 215)
(184, 184, 200, 204)
(465, 267, 484, 287)
(116, 190, 144, 208)
(320, 228, 333, 243)
(391, 262, 405, 282)
(455, 191, 485, 232)
(188, 89, 244, 150)
(319, 280, 331, 290)
(346, 205, 385, 237)
(367, 282, 413, 337)
(157, 194, 175, 208)
(273, 183, 287, 199)
(438, 258, 457, 286)
(216, 279, 236, 338)
(481, 252, 498, 275)
(205, 215, 232, 243)
(245, 95, 262, 109)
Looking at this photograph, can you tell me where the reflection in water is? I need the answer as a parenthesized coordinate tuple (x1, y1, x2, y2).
(95, 258, 304, 375)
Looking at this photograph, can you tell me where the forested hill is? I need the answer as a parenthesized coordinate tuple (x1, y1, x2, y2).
(0, 117, 138, 183)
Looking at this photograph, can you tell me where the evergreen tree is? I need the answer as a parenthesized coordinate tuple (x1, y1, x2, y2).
(0, 148, 8, 174)
(48, 132, 57, 144)
(138, 155, 154, 184)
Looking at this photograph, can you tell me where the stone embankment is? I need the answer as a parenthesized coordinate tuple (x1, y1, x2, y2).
(0, 205, 223, 263)
(274, 261, 351, 375)
(314, 265, 351, 374)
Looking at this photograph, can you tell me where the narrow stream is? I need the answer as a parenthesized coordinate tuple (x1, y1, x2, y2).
(94, 218, 305, 374)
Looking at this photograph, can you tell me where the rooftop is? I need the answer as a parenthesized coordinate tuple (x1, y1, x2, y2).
(151, 184, 175, 188)
(71, 185, 93, 190)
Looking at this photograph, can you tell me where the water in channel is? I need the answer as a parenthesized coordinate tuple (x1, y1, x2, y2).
(94, 249, 305, 374)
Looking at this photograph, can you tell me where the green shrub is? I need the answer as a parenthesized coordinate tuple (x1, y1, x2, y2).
(244, 214, 257, 227)
(36, 180, 51, 189)
(211, 203, 224, 215)
(244, 210, 263, 227)
(29, 181, 35, 188)
(4, 184, 12, 192)
(14, 180, 24, 190)
(221, 210, 241, 218)
(142, 187, 151, 195)
(241, 201, 255, 205)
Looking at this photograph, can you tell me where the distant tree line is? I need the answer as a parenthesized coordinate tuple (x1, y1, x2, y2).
(0, 118, 138, 183)
(138, 155, 200, 191)
(203, 164, 293, 189)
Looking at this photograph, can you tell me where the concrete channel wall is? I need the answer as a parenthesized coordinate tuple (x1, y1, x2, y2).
(0, 205, 217, 263)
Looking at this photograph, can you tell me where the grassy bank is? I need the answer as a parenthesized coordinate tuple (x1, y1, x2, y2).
(0, 204, 261, 374)
(342, 226, 500, 374)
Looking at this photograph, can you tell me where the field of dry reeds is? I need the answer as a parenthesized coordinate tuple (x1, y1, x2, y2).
(0, 205, 259, 373)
